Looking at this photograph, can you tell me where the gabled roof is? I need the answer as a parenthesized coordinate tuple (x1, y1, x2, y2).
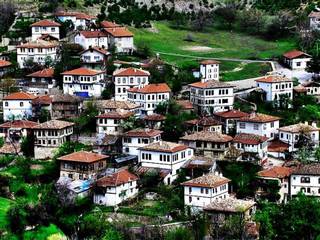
(128, 83, 171, 94)
(185, 116, 221, 127)
(267, 139, 289, 153)
(3, 92, 36, 100)
(17, 39, 59, 49)
(255, 75, 292, 83)
(258, 166, 292, 179)
(113, 67, 150, 77)
(0, 60, 12, 68)
(292, 163, 320, 175)
(58, 151, 108, 163)
(55, 11, 96, 20)
(180, 131, 233, 143)
(94, 100, 139, 110)
(31, 19, 61, 27)
(0, 120, 38, 129)
(233, 133, 269, 145)
(61, 67, 104, 76)
(238, 113, 280, 123)
(283, 50, 311, 59)
(103, 27, 133, 37)
(143, 114, 166, 121)
(74, 12, 96, 20)
(96, 169, 138, 187)
(302, 81, 320, 87)
(139, 141, 189, 153)
(32, 95, 52, 105)
(100, 21, 120, 28)
(52, 94, 81, 103)
(200, 59, 220, 65)
(213, 110, 249, 119)
(204, 197, 255, 213)
(309, 11, 320, 18)
(189, 80, 234, 89)
(27, 68, 54, 78)
(176, 100, 193, 110)
(79, 30, 108, 38)
(80, 46, 110, 56)
(96, 111, 134, 119)
(32, 120, 74, 129)
(124, 128, 162, 138)
(181, 173, 230, 188)
(278, 123, 319, 133)
(293, 85, 307, 93)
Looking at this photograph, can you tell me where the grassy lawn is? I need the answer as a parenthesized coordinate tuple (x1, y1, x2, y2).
(23, 224, 65, 240)
(0, 197, 13, 231)
(118, 199, 170, 217)
(131, 22, 295, 80)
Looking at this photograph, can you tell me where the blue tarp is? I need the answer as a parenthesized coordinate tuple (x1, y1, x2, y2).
(75, 92, 89, 98)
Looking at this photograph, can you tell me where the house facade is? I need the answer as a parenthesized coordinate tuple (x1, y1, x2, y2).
(55, 11, 96, 30)
(189, 80, 235, 115)
(182, 173, 230, 210)
(33, 120, 74, 159)
(0, 120, 38, 143)
(26, 68, 56, 95)
(96, 111, 134, 135)
(236, 113, 280, 139)
(139, 141, 194, 184)
(80, 47, 110, 70)
(62, 67, 105, 98)
(113, 68, 150, 101)
(127, 83, 171, 115)
(94, 169, 138, 206)
(0, 60, 11, 77)
(30, 19, 61, 41)
(180, 131, 233, 159)
(309, 11, 320, 31)
(16, 40, 59, 68)
(3, 92, 37, 121)
(199, 60, 220, 81)
(302, 81, 320, 102)
(283, 50, 311, 70)
(74, 31, 108, 50)
(122, 128, 162, 156)
(278, 123, 319, 152)
(94, 99, 140, 115)
(255, 75, 293, 107)
(103, 27, 134, 54)
(51, 94, 82, 120)
(213, 110, 249, 134)
(58, 151, 108, 181)
(185, 116, 223, 133)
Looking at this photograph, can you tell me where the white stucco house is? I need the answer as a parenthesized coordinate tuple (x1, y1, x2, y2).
(74, 30, 109, 50)
(30, 19, 61, 41)
(127, 83, 171, 115)
(16, 39, 59, 68)
(199, 59, 220, 81)
(26, 68, 56, 95)
(113, 68, 150, 101)
(278, 122, 319, 152)
(62, 67, 106, 98)
(233, 133, 269, 162)
(96, 110, 134, 135)
(0, 60, 12, 77)
(122, 128, 162, 156)
(55, 11, 96, 30)
(139, 141, 194, 184)
(236, 113, 280, 139)
(309, 11, 320, 31)
(3, 92, 37, 121)
(290, 163, 320, 198)
(94, 169, 139, 206)
(256, 75, 293, 107)
(80, 47, 110, 70)
(213, 110, 249, 134)
(103, 27, 134, 54)
(182, 173, 230, 210)
(283, 50, 311, 70)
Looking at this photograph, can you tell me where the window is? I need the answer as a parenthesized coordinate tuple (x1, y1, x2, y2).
(189, 187, 192, 193)
(189, 196, 192, 203)
(20, 102, 24, 107)
(253, 124, 259, 130)
(4, 102, 8, 107)
(301, 177, 310, 183)
(239, 123, 245, 129)
(201, 188, 204, 193)
(296, 62, 301, 67)
(205, 188, 209, 194)
(51, 27, 55, 32)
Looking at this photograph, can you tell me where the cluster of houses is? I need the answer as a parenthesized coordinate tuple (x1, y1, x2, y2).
(0, 9, 320, 229)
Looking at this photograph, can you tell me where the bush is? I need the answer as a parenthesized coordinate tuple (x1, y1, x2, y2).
(165, 227, 194, 240)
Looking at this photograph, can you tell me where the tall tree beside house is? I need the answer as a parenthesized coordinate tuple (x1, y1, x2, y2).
(307, 54, 320, 81)
(0, 1, 15, 37)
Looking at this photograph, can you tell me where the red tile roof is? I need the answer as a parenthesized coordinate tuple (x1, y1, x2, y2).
(213, 110, 249, 119)
(96, 169, 138, 187)
(31, 19, 61, 27)
(258, 166, 292, 179)
(309, 11, 320, 18)
(180, 131, 233, 143)
(27, 68, 54, 78)
(58, 151, 108, 163)
(61, 67, 104, 76)
(181, 173, 230, 188)
(139, 141, 189, 153)
(293, 85, 307, 93)
(239, 113, 280, 123)
(104, 27, 133, 37)
(128, 83, 171, 94)
(143, 114, 166, 121)
(100, 21, 120, 28)
(283, 50, 310, 59)
(17, 39, 59, 49)
(255, 75, 292, 83)
(0, 120, 38, 129)
(113, 67, 150, 77)
(96, 111, 134, 119)
(32, 95, 52, 105)
(233, 133, 269, 145)
(32, 120, 74, 129)
(185, 116, 221, 127)
(55, 11, 96, 20)
(3, 92, 37, 100)
(267, 139, 289, 153)
(200, 59, 220, 65)
(189, 80, 234, 89)
(0, 60, 12, 68)
(81, 46, 110, 56)
(124, 128, 162, 138)
(79, 30, 108, 38)
(74, 12, 96, 20)
(176, 100, 193, 110)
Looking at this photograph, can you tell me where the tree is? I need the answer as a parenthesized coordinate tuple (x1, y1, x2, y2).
(192, 10, 213, 31)
(214, 5, 237, 29)
(307, 54, 320, 81)
(21, 135, 35, 157)
(164, 227, 193, 240)
(0, 1, 15, 37)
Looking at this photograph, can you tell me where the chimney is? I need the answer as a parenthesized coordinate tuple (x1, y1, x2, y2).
(304, 121, 309, 126)
(312, 122, 317, 127)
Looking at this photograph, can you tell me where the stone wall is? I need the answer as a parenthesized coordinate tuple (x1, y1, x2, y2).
(34, 146, 57, 160)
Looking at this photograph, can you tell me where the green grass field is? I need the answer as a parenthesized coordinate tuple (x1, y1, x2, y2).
(0, 197, 12, 231)
(131, 22, 296, 80)
(23, 224, 65, 240)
